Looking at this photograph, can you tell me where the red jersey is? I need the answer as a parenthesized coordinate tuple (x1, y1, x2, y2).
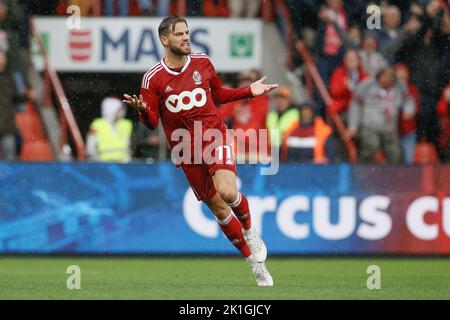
(138, 53, 253, 163)
(329, 66, 369, 115)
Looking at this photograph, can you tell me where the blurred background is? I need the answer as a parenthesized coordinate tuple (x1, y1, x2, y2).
(0, 0, 450, 255)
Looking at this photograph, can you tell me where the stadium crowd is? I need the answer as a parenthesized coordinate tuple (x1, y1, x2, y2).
(0, 0, 449, 165)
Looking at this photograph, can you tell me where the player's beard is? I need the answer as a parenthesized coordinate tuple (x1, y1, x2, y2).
(168, 41, 191, 56)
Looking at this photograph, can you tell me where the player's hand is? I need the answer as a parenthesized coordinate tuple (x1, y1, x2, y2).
(250, 76, 279, 97)
(123, 94, 147, 112)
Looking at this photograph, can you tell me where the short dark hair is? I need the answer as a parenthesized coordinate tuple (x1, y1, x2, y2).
(158, 15, 188, 37)
(376, 66, 394, 80)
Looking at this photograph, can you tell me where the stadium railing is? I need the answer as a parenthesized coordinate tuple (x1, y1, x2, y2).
(30, 18, 86, 161)
(261, 0, 294, 68)
(295, 41, 358, 163)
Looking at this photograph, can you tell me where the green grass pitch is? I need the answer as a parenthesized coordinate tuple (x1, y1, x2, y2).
(1, 257, 449, 299)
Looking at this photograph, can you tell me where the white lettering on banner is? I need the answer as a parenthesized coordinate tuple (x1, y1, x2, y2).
(443, 198, 450, 237)
(183, 190, 450, 242)
(406, 196, 450, 240)
(183, 188, 218, 238)
(313, 197, 356, 240)
(165, 88, 207, 113)
(246, 196, 277, 233)
(357, 196, 392, 240)
(406, 196, 439, 240)
(277, 196, 310, 239)
(274, 195, 391, 240)
(183, 190, 394, 241)
(181, 179, 272, 238)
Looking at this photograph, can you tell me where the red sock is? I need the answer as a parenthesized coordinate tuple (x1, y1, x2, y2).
(217, 211, 251, 257)
(227, 192, 251, 230)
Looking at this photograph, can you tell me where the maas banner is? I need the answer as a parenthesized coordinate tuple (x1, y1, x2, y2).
(0, 162, 449, 254)
(32, 17, 263, 72)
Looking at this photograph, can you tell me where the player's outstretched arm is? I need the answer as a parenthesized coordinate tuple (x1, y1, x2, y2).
(250, 76, 279, 97)
(211, 74, 278, 105)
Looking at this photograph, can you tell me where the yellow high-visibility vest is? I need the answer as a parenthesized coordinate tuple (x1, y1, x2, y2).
(266, 108, 300, 147)
(90, 118, 133, 162)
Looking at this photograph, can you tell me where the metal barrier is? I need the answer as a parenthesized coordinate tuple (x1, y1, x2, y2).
(296, 41, 357, 162)
(30, 18, 86, 160)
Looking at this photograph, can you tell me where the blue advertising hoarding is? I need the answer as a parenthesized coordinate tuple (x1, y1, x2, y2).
(1, 162, 450, 255)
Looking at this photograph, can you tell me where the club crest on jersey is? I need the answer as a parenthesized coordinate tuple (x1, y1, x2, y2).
(193, 70, 202, 85)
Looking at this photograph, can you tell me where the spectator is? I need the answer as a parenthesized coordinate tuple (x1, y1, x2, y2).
(0, 0, 30, 100)
(86, 97, 133, 162)
(315, 0, 348, 86)
(65, 0, 102, 16)
(326, 8, 362, 52)
(329, 48, 369, 116)
(284, 0, 319, 35)
(328, 48, 369, 161)
(377, 5, 424, 64)
(437, 83, 450, 160)
(378, 5, 403, 64)
(132, 122, 162, 162)
(103, 0, 129, 16)
(281, 100, 333, 163)
(139, 0, 170, 16)
(266, 86, 300, 151)
(203, 0, 229, 17)
(28, 0, 59, 15)
(0, 29, 7, 54)
(358, 30, 388, 77)
(390, 0, 417, 20)
(394, 63, 420, 164)
(185, 0, 203, 16)
(342, 0, 367, 28)
(229, 0, 260, 18)
(0, 0, 7, 52)
(348, 67, 415, 163)
(219, 69, 269, 162)
(0, 50, 18, 160)
(396, 0, 450, 161)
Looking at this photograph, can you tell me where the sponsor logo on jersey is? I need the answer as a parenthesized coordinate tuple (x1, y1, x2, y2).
(193, 70, 202, 85)
(165, 85, 173, 93)
(165, 88, 207, 113)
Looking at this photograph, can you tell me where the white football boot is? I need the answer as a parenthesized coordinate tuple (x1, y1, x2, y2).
(246, 256, 274, 287)
(243, 227, 267, 263)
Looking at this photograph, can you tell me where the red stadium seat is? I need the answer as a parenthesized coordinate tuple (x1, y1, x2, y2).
(20, 141, 54, 161)
(15, 102, 54, 161)
(414, 141, 439, 164)
(373, 150, 385, 163)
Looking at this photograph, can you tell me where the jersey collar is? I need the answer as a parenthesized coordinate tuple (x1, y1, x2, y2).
(161, 55, 191, 75)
